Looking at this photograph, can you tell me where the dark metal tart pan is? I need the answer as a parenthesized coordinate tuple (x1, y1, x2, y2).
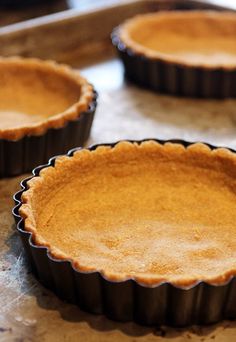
(0, 91, 97, 178)
(111, 28, 236, 99)
(12, 139, 236, 327)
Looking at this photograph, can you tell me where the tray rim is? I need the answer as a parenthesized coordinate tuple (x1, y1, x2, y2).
(0, 0, 233, 39)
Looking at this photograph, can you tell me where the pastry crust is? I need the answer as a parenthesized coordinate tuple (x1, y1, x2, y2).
(0, 57, 94, 141)
(118, 11, 236, 69)
(19, 140, 236, 287)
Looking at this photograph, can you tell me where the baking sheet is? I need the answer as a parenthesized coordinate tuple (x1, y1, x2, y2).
(1, 0, 236, 340)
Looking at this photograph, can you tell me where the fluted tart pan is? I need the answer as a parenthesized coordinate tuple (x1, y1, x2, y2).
(13, 139, 236, 327)
(0, 57, 97, 177)
(112, 11, 236, 98)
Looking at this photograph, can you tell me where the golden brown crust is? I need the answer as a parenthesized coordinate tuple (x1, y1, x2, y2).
(119, 11, 236, 69)
(19, 141, 236, 287)
(0, 57, 94, 141)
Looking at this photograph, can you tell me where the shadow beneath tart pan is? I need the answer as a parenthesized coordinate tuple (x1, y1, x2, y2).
(34, 292, 236, 340)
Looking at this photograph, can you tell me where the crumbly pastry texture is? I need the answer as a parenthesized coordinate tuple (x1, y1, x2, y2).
(119, 11, 236, 68)
(0, 57, 93, 140)
(19, 141, 236, 287)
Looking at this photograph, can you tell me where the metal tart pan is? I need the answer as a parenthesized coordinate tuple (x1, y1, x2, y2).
(112, 29, 236, 99)
(0, 91, 97, 177)
(12, 139, 236, 327)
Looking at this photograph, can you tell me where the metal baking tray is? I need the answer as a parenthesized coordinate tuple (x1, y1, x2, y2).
(1, 0, 236, 340)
